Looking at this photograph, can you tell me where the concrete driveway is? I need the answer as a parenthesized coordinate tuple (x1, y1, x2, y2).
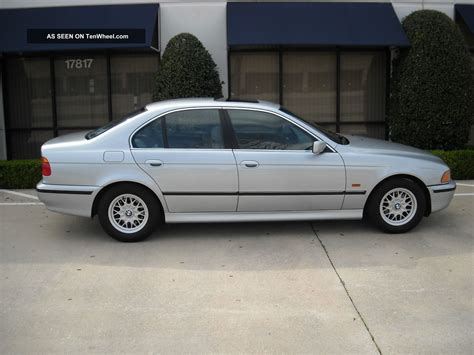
(1, 182, 473, 354)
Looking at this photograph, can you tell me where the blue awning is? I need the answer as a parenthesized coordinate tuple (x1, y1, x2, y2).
(0, 4, 159, 53)
(227, 2, 409, 47)
(455, 4, 474, 34)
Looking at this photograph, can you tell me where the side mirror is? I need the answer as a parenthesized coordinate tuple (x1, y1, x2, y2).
(312, 141, 326, 155)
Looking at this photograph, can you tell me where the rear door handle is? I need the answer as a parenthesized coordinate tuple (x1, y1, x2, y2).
(145, 159, 163, 167)
(241, 160, 259, 168)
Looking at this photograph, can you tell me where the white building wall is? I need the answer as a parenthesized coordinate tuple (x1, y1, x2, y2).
(159, 2, 228, 96)
(392, 0, 474, 21)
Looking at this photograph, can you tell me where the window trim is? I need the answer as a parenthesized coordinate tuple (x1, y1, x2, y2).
(130, 106, 231, 150)
(223, 107, 336, 152)
(129, 106, 335, 152)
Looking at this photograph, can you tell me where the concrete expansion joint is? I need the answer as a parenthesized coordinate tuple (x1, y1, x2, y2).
(310, 223, 383, 355)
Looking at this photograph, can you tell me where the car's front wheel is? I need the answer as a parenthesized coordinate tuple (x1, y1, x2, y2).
(367, 178, 426, 233)
(98, 184, 160, 242)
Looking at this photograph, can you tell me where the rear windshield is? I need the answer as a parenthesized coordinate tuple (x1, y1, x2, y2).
(85, 107, 147, 140)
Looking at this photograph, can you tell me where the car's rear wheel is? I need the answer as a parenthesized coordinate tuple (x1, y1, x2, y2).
(367, 178, 426, 233)
(98, 184, 160, 242)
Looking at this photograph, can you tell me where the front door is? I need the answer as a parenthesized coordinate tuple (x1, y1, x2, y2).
(225, 109, 346, 212)
(131, 108, 238, 213)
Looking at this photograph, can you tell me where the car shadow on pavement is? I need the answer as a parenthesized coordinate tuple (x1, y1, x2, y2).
(2, 196, 471, 273)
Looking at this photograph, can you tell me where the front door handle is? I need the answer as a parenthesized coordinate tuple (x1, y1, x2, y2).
(145, 159, 163, 167)
(241, 160, 259, 168)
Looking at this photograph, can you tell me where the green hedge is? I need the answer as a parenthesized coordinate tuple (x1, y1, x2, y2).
(389, 10, 474, 150)
(0, 151, 472, 189)
(0, 160, 42, 189)
(430, 150, 474, 180)
(153, 33, 222, 101)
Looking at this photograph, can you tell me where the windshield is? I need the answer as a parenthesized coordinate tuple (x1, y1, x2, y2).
(85, 107, 147, 140)
(279, 107, 349, 145)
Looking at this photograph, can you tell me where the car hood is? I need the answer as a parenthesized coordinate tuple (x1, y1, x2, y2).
(340, 135, 444, 163)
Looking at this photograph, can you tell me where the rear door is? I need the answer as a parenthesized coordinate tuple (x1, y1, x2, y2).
(131, 108, 238, 213)
(225, 108, 346, 212)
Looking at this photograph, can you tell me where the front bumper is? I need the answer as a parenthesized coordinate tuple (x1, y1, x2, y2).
(428, 181, 456, 213)
(36, 182, 99, 217)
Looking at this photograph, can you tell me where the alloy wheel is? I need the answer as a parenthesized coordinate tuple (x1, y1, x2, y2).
(108, 194, 149, 234)
(379, 187, 417, 226)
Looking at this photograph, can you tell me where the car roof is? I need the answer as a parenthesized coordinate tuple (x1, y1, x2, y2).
(145, 98, 281, 112)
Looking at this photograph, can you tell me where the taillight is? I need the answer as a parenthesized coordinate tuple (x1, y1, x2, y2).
(41, 157, 51, 176)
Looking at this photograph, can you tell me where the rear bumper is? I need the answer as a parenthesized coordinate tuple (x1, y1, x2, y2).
(428, 181, 456, 213)
(36, 182, 98, 217)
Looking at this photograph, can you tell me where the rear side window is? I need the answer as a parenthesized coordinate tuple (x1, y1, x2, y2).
(166, 110, 224, 149)
(132, 118, 164, 148)
(227, 109, 314, 150)
(131, 109, 224, 149)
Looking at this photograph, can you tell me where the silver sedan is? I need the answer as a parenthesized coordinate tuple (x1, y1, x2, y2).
(37, 98, 456, 242)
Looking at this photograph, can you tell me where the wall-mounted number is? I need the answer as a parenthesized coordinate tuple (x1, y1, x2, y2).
(65, 59, 94, 69)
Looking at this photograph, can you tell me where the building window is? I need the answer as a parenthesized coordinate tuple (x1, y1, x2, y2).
(110, 54, 158, 120)
(5, 58, 54, 158)
(282, 52, 337, 130)
(55, 56, 109, 128)
(4, 52, 159, 159)
(469, 53, 474, 145)
(6, 58, 53, 129)
(229, 50, 387, 139)
(230, 52, 279, 102)
(8, 131, 55, 160)
(340, 52, 386, 139)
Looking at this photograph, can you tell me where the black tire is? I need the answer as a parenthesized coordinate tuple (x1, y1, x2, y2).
(98, 183, 161, 242)
(367, 178, 426, 234)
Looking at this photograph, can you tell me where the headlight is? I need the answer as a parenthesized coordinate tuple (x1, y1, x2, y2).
(441, 170, 451, 184)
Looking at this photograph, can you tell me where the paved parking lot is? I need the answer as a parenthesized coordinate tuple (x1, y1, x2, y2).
(1, 183, 473, 354)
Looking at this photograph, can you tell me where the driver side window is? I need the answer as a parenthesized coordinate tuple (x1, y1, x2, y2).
(227, 109, 314, 150)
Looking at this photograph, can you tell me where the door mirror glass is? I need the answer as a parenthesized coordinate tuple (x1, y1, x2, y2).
(312, 141, 326, 155)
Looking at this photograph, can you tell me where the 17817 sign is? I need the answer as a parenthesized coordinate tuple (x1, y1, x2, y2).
(64, 59, 94, 69)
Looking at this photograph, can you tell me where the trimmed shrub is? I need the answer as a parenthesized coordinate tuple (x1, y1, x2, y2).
(0, 160, 42, 189)
(430, 149, 474, 180)
(389, 10, 474, 150)
(153, 33, 223, 101)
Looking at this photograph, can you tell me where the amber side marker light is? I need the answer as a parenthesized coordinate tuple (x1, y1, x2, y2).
(441, 170, 451, 184)
(41, 157, 51, 176)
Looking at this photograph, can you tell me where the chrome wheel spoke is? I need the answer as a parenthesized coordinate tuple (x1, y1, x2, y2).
(108, 194, 149, 234)
(379, 188, 417, 226)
